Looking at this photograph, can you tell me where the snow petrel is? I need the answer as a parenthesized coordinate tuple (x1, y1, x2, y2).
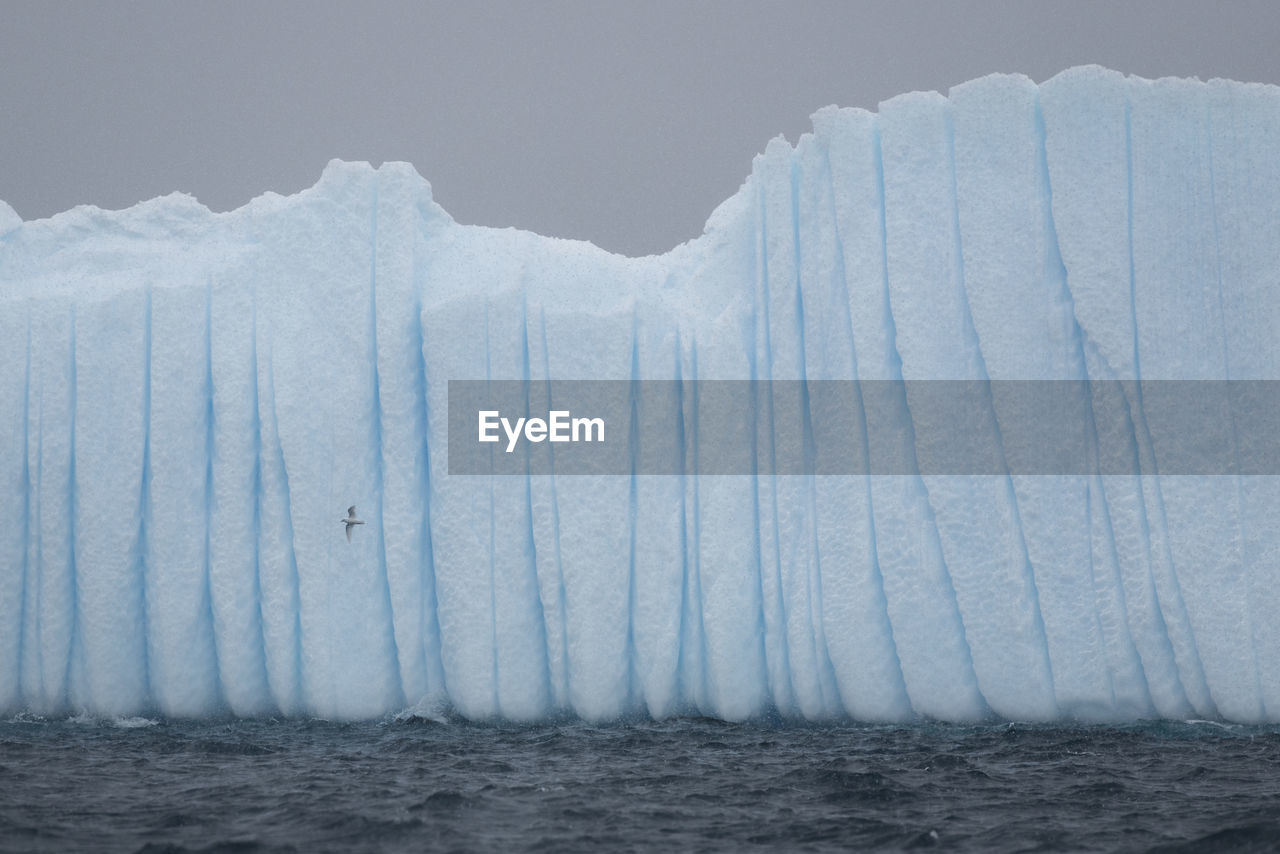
(341, 506, 365, 542)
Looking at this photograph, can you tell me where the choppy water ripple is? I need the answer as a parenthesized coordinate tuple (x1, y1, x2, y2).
(3, 716, 1280, 852)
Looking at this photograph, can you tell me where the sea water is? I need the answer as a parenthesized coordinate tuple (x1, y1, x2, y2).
(4, 716, 1280, 852)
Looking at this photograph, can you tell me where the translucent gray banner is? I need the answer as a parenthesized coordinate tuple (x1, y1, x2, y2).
(447, 380, 1280, 475)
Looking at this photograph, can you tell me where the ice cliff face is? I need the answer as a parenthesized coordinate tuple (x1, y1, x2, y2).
(2, 66, 1279, 723)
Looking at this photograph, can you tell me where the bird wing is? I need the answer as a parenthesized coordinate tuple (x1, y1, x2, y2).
(345, 523, 352, 543)
(348, 506, 357, 518)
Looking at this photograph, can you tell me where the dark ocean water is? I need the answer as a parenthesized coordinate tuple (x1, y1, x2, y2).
(3, 713, 1280, 853)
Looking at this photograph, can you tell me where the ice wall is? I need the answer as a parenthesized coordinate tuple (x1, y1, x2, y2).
(2, 66, 1279, 722)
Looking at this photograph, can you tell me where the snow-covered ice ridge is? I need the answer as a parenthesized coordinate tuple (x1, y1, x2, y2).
(3, 66, 1279, 723)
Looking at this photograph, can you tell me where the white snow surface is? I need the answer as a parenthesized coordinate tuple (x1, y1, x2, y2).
(2, 67, 1279, 722)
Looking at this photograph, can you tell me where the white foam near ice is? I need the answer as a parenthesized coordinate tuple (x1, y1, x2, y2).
(1, 66, 1278, 723)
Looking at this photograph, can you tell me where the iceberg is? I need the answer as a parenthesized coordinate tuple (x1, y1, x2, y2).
(2, 66, 1279, 722)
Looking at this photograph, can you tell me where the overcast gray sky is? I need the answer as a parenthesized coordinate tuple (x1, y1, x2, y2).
(3, 0, 1279, 256)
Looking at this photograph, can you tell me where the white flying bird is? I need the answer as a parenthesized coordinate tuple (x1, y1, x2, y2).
(341, 506, 364, 542)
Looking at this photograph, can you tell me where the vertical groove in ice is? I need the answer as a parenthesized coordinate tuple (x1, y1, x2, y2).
(260, 335, 305, 713)
(1205, 102, 1266, 718)
(520, 308, 555, 716)
(16, 313, 30, 706)
(671, 337, 697, 713)
(679, 342, 712, 713)
(535, 307, 571, 710)
(808, 115, 911, 719)
(1123, 89, 1217, 718)
(789, 146, 842, 717)
(140, 287, 154, 707)
(946, 97, 1058, 718)
(866, 113, 983, 721)
(752, 163, 798, 716)
(484, 306, 500, 715)
(19, 312, 36, 705)
(625, 326, 641, 713)
(202, 282, 224, 710)
(413, 292, 447, 707)
(0, 303, 29, 708)
(367, 176, 407, 711)
(66, 310, 82, 710)
(25, 309, 53, 709)
(1031, 91, 1149, 716)
(1039, 66, 1192, 718)
(247, 294, 271, 711)
(544, 315, 568, 709)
